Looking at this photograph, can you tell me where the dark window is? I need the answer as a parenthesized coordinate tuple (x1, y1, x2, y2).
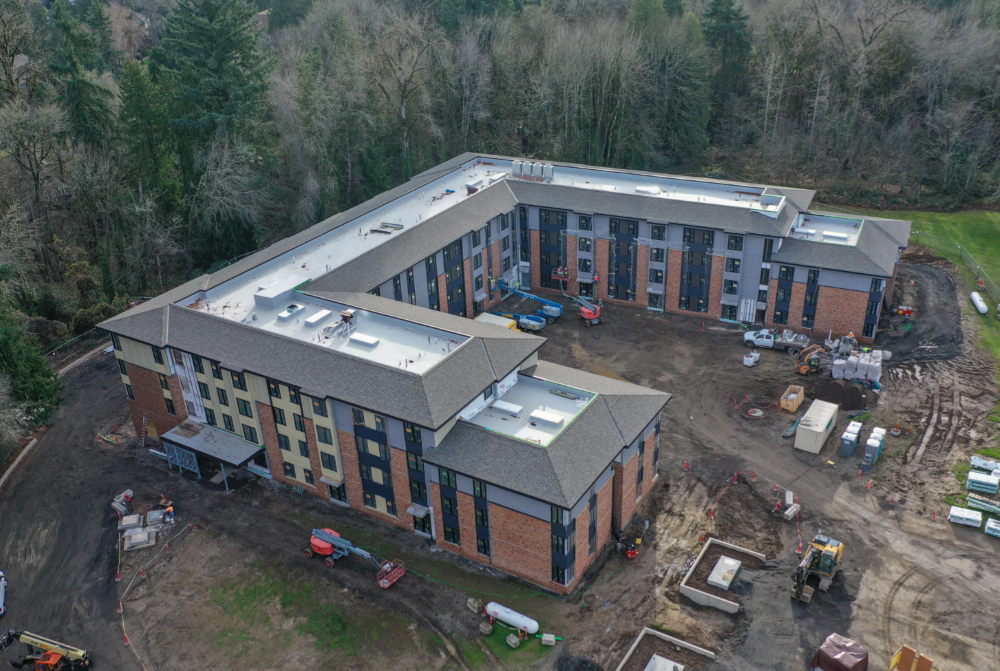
(687, 250, 706, 266)
(360, 463, 374, 481)
(283, 462, 296, 478)
(192, 356, 204, 374)
(171, 350, 184, 366)
(404, 422, 422, 444)
(579, 216, 592, 231)
(541, 251, 551, 266)
(758, 289, 769, 303)
(805, 292, 817, 307)
(312, 398, 327, 417)
(304, 469, 314, 486)
(211, 361, 223, 380)
(443, 525, 460, 545)
(124, 383, 134, 400)
(472, 229, 482, 247)
(237, 398, 253, 418)
(473, 253, 482, 270)
(579, 282, 594, 298)
(439, 467, 457, 489)
(267, 380, 281, 399)
(763, 239, 774, 262)
(728, 234, 743, 251)
(628, 220, 639, 236)
(111, 334, 122, 350)
(217, 388, 228, 406)
(863, 322, 875, 338)
(500, 213, 509, 230)
(205, 408, 216, 425)
(473, 478, 487, 498)
(370, 287, 380, 298)
(223, 414, 234, 431)
(357, 436, 389, 460)
(473, 506, 488, 528)
(477, 537, 491, 557)
(425, 255, 437, 276)
(331, 484, 348, 502)
(651, 248, 664, 263)
(243, 425, 258, 443)
(649, 269, 663, 283)
(407, 452, 424, 472)
(410, 478, 426, 499)
(278, 434, 290, 451)
(802, 314, 815, 328)
(760, 268, 770, 285)
(649, 293, 664, 309)
(475, 275, 483, 291)
(443, 240, 462, 263)
(503, 257, 511, 271)
(616, 262, 631, 277)
(321, 451, 337, 471)
(151, 346, 163, 364)
(441, 495, 458, 516)
(117, 359, 128, 375)
(552, 534, 565, 554)
(870, 278, 885, 293)
(502, 235, 510, 251)
(867, 300, 879, 316)
(520, 247, 530, 262)
(550, 505, 564, 525)
(299, 440, 310, 458)
(726, 258, 740, 273)
(776, 288, 792, 303)
(579, 258, 593, 273)
(683, 228, 694, 243)
(701, 230, 714, 245)
(539, 209, 550, 224)
(773, 309, 788, 324)
(231, 372, 247, 391)
(273, 407, 286, 425)
(651, 225, 665, 241)
(722, 305, 738, 320)
(552, 565, 566, 585)
(808, 269, 820, 284)
(363, 491, 376, 508)
(724, 279, 738, 294)
(556, 211, 567, 227)
(165, 398, 175, 415)
(316, 426, 333, 444)
(445, 264, 463, 284)
(578, 237, 592, 252)
(293, 413, 305, 432)
(406, 268, 414, 286)
(198, 381, 210, 399)
(159, 373, 169, 390)
(679, 296, 689, 310)
(778, 266, 794, 281)
(414, 515, 431, 533)
(289, 388, 300, 405)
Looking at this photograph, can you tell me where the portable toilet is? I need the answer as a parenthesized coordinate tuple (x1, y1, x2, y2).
(840, 421, 863, 456)
(795, 400, 840, 454)
(861, 429, 886, 472)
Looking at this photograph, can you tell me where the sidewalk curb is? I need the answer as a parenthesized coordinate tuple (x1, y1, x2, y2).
(0, 438, 38, 494)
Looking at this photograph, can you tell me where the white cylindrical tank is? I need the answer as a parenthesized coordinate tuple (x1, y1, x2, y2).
(971, 292, 988, 314)
(485, 602, 539, 634)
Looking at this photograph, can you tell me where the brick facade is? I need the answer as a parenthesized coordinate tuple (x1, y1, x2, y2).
(765, 277, 778, 326)
(813, 286, 871, 343)
(124, 362, 186, 444)
(565, 233, 579, 295)
(707, 254, 724, 320)
(529, 229, 541, 290)
(257, 401, 287, 485)
(664, 248, 683, 314)
(338, 430, 363, 508)
(789, 281, 808, 332)
(455, 491, 490, 565)
(488, 499, 556, 591)
(612, 454, 639, 531)
(387, 447, 415, 531)
(462, 257, 474, 316)
(302, 417, 328, 495)
(487, 239, 502, 308)
(595, 238, 610, 300)
(635, 245, 650, 308)
(436, 272, 447, 312)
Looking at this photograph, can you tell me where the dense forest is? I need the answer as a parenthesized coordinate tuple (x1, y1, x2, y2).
(0, 0, 999, 444)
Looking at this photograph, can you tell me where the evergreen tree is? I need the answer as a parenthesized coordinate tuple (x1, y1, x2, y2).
(82, 1, 117, 74)
(664, 0, 684, 16)
(0, 301, 64, 424)
(703, 0, 750, 123)
(626, 0, 666, 31)
(119, 61, 176, 195)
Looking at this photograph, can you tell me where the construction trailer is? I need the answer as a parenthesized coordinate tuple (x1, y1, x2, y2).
(794, 400, 840, 454)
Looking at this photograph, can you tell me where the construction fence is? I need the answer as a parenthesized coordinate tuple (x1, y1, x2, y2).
(910, 230, 1000, 305)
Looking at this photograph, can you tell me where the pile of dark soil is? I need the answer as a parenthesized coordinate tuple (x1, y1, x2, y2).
(707, 482, 783, 558)
(686, 543, 764, 602)
(806, 379, 874, 411)
(618, 633, 712, 671)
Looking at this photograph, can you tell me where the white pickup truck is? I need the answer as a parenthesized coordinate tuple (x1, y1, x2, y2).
(743, 328, 810, 355)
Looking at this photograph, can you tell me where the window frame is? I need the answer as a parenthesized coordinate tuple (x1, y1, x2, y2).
(321, 451, 337, 471)
(439, 467, 457, 489)
(316, 425, 333, 445)
(407, 452, 424, 472)
(165, 398, 175, 415)
(237, 398, 253, 418)
(727, 234, 743, 251)
(205, 408, 216, 425)
(578, 215, 592, 231)
(151, 346, 163, 365)
(231, 371, 248, 392)
(267, 380, 281, 399)
(242, 424, 258, 444)
(403, 422, 422, 445)
(651, 224, 665, 241)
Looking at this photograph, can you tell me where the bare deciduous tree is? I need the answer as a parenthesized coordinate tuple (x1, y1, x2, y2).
(0, 102, 67, 207)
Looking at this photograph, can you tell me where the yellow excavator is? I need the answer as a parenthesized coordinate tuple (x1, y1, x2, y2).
(795, 344, 826, 375)
(0, 629, 91, 670)
(790, 533, 845, 603)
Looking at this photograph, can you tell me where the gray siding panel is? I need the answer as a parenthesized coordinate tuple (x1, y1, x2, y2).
(487, 484, 550, 521)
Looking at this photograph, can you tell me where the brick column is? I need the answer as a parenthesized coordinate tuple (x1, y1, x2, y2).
(437, 272, 447, 312)
(338, 430, 362, 508)
(766, 277, 778, 326)
(456, 491, 489, 565)
(612, 456, 639, 531)
(595, 238, 610, 300)
(635, 244, 650, 307)
(463, 257, 474, 316)
(708, 254, 724, 319)
(430, 482, 449, 548)
(124, 362, 187, 444)
(488, 503, 552, 589)
(487, 239, 502, 307)
(388, 447, 415, 531)
(665, 249, 683, 314)
(530, 229, 541, 289)
(565, 233, 579, 295)
(596, 475, 614, 552)
(302, 417, 328, 498)
(789, 282, 807, 331)
(256, 401, 287, 484)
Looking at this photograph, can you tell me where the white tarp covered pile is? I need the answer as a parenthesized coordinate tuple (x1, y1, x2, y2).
(844, 355, 859, 379)
(867, 351, 883, 385)
(855, 352, 869, 380)
(832, 359, 846, 380)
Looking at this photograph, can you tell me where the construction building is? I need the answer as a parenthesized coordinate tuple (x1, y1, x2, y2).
(100, 154, 909, 592)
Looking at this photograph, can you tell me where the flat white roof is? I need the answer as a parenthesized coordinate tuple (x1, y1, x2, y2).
(180, 157, 790, 350)
(789, 213, 864, 246)
(186, 294, 467, 373)
(466, 375, 596, 446)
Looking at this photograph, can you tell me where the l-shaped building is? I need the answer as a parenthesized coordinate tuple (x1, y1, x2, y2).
(101, 154, 909, 593)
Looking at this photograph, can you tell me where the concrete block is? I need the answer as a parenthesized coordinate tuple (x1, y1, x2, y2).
(784, 490, 794, 507)
(479, 622, 494, 636)
(506, 634, 520, 649)
(123, 528, 157, 551)
(783, 503, 801, 521)
(118, 513, 142, 530)
(541, 633, 556, 646)
(467, 597, 481, 613)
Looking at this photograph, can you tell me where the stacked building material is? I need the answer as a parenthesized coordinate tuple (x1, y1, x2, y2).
(967, 471, 1000, 494)
(972, 455, 1000, 472)
(832, 358, 846, 380)
(855, 352, 870, 380)
(948, 506, 983, 527)
(844, 355, 859, 379)
(867, 351, 883, 385)
(986, 519, 1000, 539)
(967, 493, 1000, 515)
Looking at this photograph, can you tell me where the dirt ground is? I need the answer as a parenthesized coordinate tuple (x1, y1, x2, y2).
(2, 254, 999, 671)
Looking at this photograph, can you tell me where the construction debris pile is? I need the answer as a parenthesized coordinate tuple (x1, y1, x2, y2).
(112, 490, 176, 552)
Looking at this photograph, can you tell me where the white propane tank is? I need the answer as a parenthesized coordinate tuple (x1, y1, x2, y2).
(971, 292, 988, 314)
(485, 602, 539, 634)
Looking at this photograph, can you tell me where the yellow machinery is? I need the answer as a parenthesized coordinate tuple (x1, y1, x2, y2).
(795, 345, 826, 375)
(888, 646, 938, 671)
(790, 533, 844, 603)
(0, 629, 91, 670)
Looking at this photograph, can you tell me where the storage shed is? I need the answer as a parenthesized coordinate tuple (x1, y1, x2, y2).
(795, 400, 840, 454)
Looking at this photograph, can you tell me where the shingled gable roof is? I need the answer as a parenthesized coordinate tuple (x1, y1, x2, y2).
(771, 215, 911, 278)
(102, 296, 544, 429)
(425, 361, 670, 507)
